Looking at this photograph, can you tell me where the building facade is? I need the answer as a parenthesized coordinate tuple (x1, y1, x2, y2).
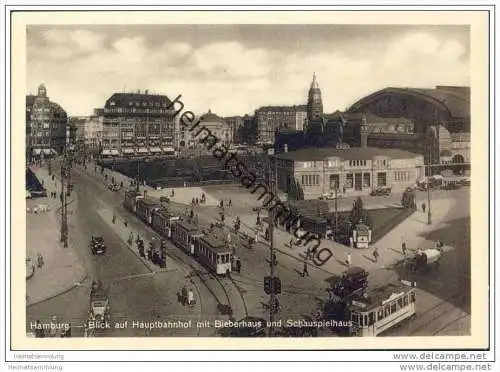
(101, 90, 176, 156)
(26, 84, 68, 157)
(84, 111, 104, 154)
(255, 105, 307, 144)
(199, 110, 232, 145)
(276, 147, 425, 199)
(224, 115, 244, 144)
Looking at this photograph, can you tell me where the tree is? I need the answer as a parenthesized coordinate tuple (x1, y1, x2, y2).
(288, 178, 304, 201)
(349, 196, 372, 229)
(401, 189, 417, 209)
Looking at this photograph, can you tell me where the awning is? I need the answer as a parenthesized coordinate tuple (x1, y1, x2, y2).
(138, 148, 149, 154)
(111, 149, 120, 156)
(162, 147, 175, 153)
(32, 149, 42, 155)
(149, 147, 161, 153)
(102, 149, 112, 156)
(122, 148, 135, 154)
(43, 149, 52, 155)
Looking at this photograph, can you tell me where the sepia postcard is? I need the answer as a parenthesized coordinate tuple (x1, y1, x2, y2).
(8, 8, 491, 356)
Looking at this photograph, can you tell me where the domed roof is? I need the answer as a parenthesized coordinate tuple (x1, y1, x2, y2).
(200, 109, 222, 122)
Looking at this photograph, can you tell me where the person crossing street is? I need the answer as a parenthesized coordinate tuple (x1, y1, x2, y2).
(302, 260, 309, 277)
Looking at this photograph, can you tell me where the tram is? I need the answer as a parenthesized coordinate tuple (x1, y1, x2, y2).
(348, 283, 416, 337)
(171, 219, 204, 255)
(195, 228, 233, 275)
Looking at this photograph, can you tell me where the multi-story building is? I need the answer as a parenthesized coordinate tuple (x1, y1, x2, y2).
(255, 105, 307, 144)
(101, 90, 176, 157)
(69, 116, 87, 149)
(84, 111, 104, 154)
(26, 84, 68, 158)
(224, 116, 244, 144)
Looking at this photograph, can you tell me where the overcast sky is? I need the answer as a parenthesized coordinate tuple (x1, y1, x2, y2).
(27, 25, 470, 117)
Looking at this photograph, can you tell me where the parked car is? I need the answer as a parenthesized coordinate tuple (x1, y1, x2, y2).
(319, 192, 339, 200)
(108, 183, 120, 192)
(441, 182, 461, 190)
(370, 186, 392, 196)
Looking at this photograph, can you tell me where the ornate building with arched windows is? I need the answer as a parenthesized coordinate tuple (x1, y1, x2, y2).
(26, 84, 68, 158)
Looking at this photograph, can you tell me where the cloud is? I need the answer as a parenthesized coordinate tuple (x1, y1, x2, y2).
(27, 29, 470, 117)
(193, 42, 270, 79)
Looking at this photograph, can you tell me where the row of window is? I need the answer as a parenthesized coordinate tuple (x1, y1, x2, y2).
(303, 159, 390, 168)
(393, 171, 411, 182)
(352, 291, 416, 327)
(301, 174, 320, 186)
(109, 101, 170, 108)
(349, 160, 367, 167)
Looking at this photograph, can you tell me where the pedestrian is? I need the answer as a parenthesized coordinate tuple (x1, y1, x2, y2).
(124, 219, 128, 227)
(373, 247, 379, 263)
(302, 261, 309, 277)
(422, 202, 426, 213)
(289, 237, 294, 247)
(402, 241, 407, 258)
(36, 253, 44, 268)
(346, 252, 352, 267)
(228, 199, 232, 208)
(305, 247, 312, 260)
(112, 213, 116, 224)
(187, 288, 194, 306)
(195, 197, 199, 206)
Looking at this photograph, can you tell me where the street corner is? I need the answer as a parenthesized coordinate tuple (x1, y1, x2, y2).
(26, 256, 87, 307)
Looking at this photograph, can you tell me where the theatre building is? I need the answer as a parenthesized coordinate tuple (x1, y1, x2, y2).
(276, 147, 424, 199)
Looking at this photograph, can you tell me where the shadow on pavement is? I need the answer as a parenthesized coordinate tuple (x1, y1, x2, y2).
(394, 216, 471, 314)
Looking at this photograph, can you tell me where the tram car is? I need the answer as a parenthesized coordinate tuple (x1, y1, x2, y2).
(195, 227, 233, 275)
(151, 208, 180, 239)
(171, 219, 204, 255)
(123, 190, 143, 213)
(136, 198, 161, 225)
(348, 283, 416, 337)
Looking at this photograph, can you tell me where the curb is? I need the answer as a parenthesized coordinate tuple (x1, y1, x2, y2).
(26, 272, 88, 308)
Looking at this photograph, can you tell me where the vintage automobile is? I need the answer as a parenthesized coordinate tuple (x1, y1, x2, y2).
(406, 247, 443, 272)
(108, 183, 121, 192)
(89, 280, 110, 322)
(90, 236, 106, 255)
(332, 266, 369, 298)
(370, 186, 392, 196)
(441, 181, 461, 190)
(459, 178, 471, 186)
(319, 191, 339, 200)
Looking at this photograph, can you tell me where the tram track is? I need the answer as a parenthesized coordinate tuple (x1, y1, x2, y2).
(406, 291, 467, 336)
(431, 313, 470, 336)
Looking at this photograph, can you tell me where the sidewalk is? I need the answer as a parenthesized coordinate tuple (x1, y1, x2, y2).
(26, 165, 87, 306)
(95, 206, 181, 274)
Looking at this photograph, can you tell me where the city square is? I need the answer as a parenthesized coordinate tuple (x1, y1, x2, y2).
(25, 24, 472, 339)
